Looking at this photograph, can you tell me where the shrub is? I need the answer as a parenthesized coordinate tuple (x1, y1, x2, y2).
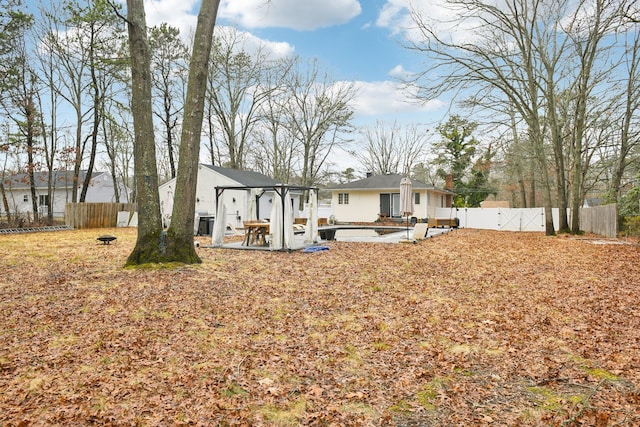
(621, 215, 640, 238)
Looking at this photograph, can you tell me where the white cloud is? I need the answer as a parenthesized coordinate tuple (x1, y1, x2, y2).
(134, 1, 295, 61)
(350, 80, 445, 116)
(143, 0, 199, 34)
(376, 0, 486, 44)
(219, 0, 362, 30)
(214, 27, 295, 61)
(376, 0, 415, 34)
(388, 64, 410, 77)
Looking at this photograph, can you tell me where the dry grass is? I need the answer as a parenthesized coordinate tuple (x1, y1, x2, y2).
(1, 228, 639, 426)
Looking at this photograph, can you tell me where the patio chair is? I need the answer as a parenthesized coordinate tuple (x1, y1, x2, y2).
(412, 223, 429, 240)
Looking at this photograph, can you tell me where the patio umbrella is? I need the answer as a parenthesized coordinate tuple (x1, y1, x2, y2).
(304, 189, 319, 244)
(400, 176, 414, 239)
(211, 201, 227, 247)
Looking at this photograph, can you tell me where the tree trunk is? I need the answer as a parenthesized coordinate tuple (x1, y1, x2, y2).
(570, 147, 583, 233)
(508, 111, 527, 208)
(164, 99, 177, 178)
(529, 163, 536, 208)
(26, 98, 39, 223)
(72, 111, 83, 204)
(164, 0, 220, 263)
(125, 0, 164, 265)
(551, 139, 568, 232)
(530, 125, 555, 235)
(102, 118, 121, 203)
(80, 27, 100, 202)
(0, 181, 10, 223)
(548, 98, 569, 232)
(568, 0, 617, 234)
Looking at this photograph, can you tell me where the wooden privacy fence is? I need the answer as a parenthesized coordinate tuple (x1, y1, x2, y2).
(579, 203, 617, 238)
(65, 203, 137, 229)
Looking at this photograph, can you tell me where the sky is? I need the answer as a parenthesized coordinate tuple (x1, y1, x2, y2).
(135, 0, 460, 172)
(139, 0, 451, 128)
(19, 0, 455, 173)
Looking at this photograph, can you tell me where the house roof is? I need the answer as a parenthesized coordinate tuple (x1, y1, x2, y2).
(2, 170, 101, 189)
(202, 164, 282, 187)
(328, 173, 453, 194)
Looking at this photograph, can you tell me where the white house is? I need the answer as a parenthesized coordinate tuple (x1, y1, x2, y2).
(158, 164, 301, 233)
(328, 173, 453, 223)
(1, 170, 131, 219)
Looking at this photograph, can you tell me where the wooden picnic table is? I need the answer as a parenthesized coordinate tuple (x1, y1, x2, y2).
(243, 221, 270, 246)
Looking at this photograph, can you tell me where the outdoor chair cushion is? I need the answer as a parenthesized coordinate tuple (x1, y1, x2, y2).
(412, 223, 429, 240)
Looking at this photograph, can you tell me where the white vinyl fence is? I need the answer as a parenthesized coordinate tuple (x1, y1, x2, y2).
(435, 205, 617, 237)
(435, 207, 548, 232)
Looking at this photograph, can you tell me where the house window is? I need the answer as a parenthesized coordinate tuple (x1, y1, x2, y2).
(414, 193, 420, 205)
(23, 195, 28, 202)
(338, 193, 349, 205)
(39, 194, 50, 206)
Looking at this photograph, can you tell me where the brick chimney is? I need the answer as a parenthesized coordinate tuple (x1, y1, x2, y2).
(445, 174, 454, 207)
(445, 174, 453, 190)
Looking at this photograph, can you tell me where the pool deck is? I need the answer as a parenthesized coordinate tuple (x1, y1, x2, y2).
(202, 224, 454, 251)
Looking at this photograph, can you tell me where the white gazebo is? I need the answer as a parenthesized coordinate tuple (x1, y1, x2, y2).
(212, 184, 320, 251)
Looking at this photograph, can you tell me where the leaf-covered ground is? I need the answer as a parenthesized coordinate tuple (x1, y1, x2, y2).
(1, 228, 639, 426)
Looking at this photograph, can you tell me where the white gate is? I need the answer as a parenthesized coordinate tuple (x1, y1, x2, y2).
(435, 207, 546, 231)
(498, 208, 545, 231)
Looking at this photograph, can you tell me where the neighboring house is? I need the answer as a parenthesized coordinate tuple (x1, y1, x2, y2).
(328, 173, 453, 222)
(1, 170, 131, 219)
(480, 200, 511, 208)
(158, 164, 301, 232)
(583, 198, 603, 208)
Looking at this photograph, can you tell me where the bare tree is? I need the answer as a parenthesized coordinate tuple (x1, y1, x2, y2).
(163, 0, 220, 263)
(0, 0, 32, 223)
(404, 0, 631, 234)
(501, 109, 537, 208)
(124, 0, 164, 264)
(126, 0, 220, 265)
(34, 4, 64, 223)
(10, 73, 41, 222)
(350, 120, 429, 176)
(252, 58, 298, 182)
(149, 23, 188, 180)
(405, 0, 559, 234)
(42, 0, 124, 203)
(73, 0, 127, 203)
(100, 96, 133, 202)
(204, 27, 276, 169)
(284, 57, 355, 188)
(564, 0, 625, 233)
(2, 11, 42, 222)
(609, 27, 640, 204)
